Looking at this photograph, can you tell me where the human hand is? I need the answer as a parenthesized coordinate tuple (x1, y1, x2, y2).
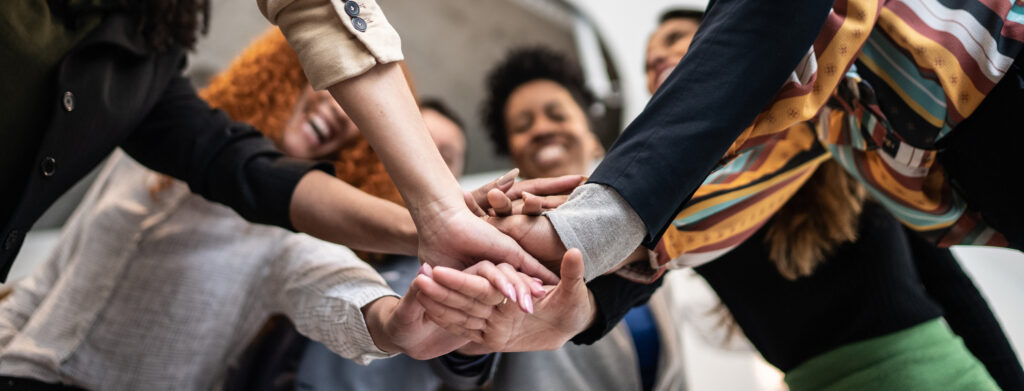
(464, 169, 583, 216)
(484, 214, 567, 272)
(362, 269, 467, 360)
(415, 249, 595, 353)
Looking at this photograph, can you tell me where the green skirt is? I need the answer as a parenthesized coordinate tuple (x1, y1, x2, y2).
(785, 318, 999, 391)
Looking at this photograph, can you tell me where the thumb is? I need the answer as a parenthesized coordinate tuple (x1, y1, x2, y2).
(395, 275, 430, 324)
(559, 248, 585, 287)
(466, 168, 519, 215)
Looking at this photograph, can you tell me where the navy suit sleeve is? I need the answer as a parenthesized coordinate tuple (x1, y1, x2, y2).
(571, 273, 665, 345)
(588, 0, 834, 247)
(122, 75, 333, 231)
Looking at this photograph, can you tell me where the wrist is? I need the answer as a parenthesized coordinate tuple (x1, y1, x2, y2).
(580, 291, 599, 334)
(362, 296, 402, 354)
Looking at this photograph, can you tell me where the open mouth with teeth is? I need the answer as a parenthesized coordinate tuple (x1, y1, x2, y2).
(304, 114, 333, 145)
(530, 135, 576, 170)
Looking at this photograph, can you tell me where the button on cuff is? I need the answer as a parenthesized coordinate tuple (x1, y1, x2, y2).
(344, 1, 360, 17)
(351, 16, 367, 32)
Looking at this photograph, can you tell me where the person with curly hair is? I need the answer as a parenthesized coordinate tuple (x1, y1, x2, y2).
(0, 29, 547, 390)
(0, 0, 556, 288)
(422, 12, 1024, 391)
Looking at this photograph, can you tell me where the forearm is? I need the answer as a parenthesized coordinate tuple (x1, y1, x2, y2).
(328, 63, 466, 224)
(291, 170, 417, 255)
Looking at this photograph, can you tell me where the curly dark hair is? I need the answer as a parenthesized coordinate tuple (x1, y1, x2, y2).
(481, 46, 594, 155)
(50, 0, 210, 52)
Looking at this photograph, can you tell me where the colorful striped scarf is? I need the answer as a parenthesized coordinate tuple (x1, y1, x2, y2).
(649, 0, 1022, 274)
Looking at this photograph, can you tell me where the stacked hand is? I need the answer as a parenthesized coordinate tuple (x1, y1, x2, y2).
(413, 248, 595, 353)
(379, 170, 594, 357)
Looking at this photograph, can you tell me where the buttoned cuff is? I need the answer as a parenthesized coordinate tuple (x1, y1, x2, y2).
(263, 0, 404, 90)
(336, 285, 401, 364)
(544, 183, 646, 281)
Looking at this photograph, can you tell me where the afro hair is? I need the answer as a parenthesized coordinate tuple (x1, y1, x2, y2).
(481, 46, 594, 155)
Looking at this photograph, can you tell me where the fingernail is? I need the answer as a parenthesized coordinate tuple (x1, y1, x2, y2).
(532, 277, 543, 284)
(505, 283, 517, 303)
(532, 281, 545, 296)
(522, 294, 534, 314)
(498, 168, 518, 186)
(422, 264, 433, 278)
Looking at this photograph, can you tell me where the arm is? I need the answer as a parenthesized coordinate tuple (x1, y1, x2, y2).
(540, 0, 835, 277)
(268, 235, 469, 362)
(586, 0, 835, 246)
(122, 76, 418, 255)
(907, 229, 1024, 390)
(259, 0, 555, 283)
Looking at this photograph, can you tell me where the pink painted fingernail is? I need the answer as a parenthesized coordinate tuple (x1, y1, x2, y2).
(531, 282, 546, 297)
(505, 283, 517, 303)
(422, 264, 433, 278)
(522, 294, 534, 314)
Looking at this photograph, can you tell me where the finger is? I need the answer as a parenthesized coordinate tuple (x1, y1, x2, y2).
(416, 273, 500, 318)
(506, 175, 584, 198)
(467, 168, 519, 212)
(477, 222, 560, 284)
(497, 263, 533, 313)
(466, 260, 518, 303)
(539, 194, 570, 209)
(464, 191, 487, 216)
(520, 192, 543, 216)
(559, 248, 586, 287)
(393, 275, 429, 325)
(487, 189, 513, 217)
(416, 293, 488, 330)
(430, 266, 507, 306)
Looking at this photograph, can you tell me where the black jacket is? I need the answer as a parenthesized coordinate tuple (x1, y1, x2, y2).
(0, 14, 328, 280)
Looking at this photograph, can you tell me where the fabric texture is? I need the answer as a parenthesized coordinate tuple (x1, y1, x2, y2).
(258, 0, 403, 90)
(0, 152, 395, 390)
(0, 11, 329, 280)
(693, 202, 1022, 389)
(784, 319, 998, 391)
(545, 183, 647, 280)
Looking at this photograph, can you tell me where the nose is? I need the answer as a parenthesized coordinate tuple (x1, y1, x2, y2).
(526, 115, 562, 142)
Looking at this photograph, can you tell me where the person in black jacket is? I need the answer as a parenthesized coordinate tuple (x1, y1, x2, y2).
(0, 0, 560, 291)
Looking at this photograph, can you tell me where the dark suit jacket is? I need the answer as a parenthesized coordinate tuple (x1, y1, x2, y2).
(0, 13, 328, 280)
(588, 0, 835, 248)
(580, 0, 835, 341)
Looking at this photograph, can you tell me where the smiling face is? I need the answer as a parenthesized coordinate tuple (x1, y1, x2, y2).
(645, 17, 701, 94)
(503, 79, 602, 179)
(421, 108, 466, 178)
(278, 86, 360, 159)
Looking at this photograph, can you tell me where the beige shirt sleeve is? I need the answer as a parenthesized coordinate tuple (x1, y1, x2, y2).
(258, 0, 404, 90)
(266, 233, 399, 365)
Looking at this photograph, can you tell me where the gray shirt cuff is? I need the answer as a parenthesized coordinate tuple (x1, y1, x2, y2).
(544, 183, 646, 281)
